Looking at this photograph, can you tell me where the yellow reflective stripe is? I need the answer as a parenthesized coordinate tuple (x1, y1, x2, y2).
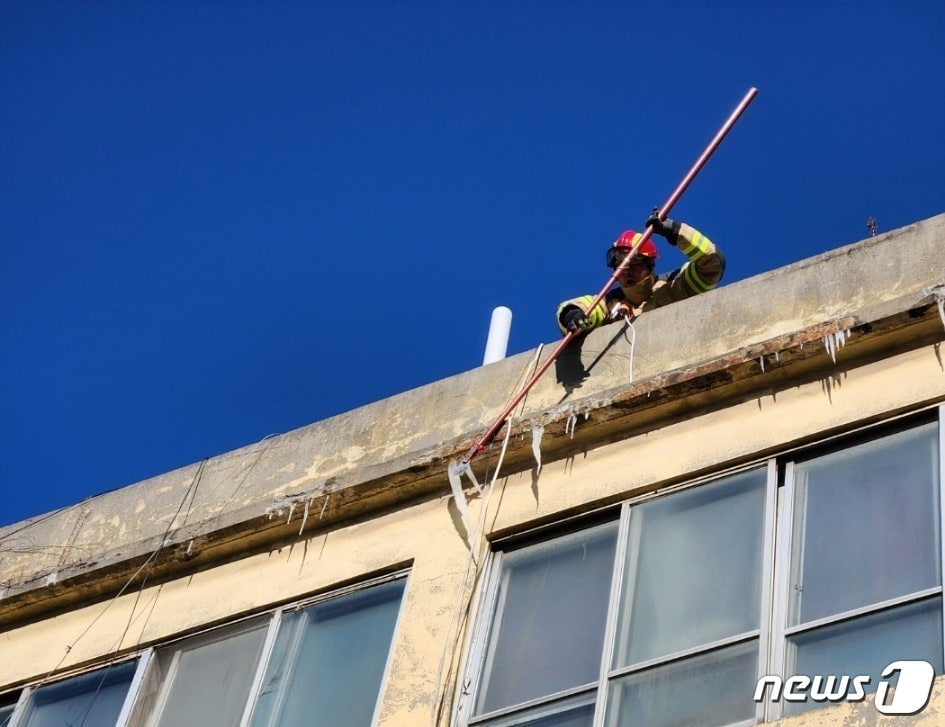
(679, 231, 710, 260)
(580, 295, 607, 326)
(556, 296, 607, 333)
(683, 261, 712, 293)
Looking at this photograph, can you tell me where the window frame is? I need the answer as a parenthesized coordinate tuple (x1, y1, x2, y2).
(601, 461, 778, 727)
(466, 519, 621, 725)
(458, 408, 945, 727)
(245, 575, 409, 727)
(132, 613, 273, 727)
(766, 416, 945, 721)
(0, 656, 143, 727)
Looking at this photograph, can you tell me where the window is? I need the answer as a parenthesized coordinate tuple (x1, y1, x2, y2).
(774, 421, 943, 717)
(17, 662, 138, 727)
(464, 416, 944, 726)
(0, 696, 18, 727)
(1, 576, 405, 727)
(606, 469, 769, 727)
(475, 522, 619, 721)
(128, 617, 270, 726)
(249, 579, 405, 726)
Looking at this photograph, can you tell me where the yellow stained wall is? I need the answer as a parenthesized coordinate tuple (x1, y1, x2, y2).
(1, 341, 944, 726)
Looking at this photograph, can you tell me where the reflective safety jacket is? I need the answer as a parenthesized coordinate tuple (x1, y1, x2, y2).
(556, 223, 726, 335)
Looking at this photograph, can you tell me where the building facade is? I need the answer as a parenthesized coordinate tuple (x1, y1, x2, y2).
(2, 214, 945, 726)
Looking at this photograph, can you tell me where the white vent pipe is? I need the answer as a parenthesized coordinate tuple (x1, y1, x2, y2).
(482, 306, 512, 365)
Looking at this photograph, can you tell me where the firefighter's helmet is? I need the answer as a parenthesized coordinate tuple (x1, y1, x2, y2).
(605, 230, 658, 269)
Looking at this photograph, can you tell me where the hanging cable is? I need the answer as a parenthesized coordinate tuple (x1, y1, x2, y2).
(623, 314, 637, 383)
(433, 343, 543, 727)
(34, 457, 207, 718)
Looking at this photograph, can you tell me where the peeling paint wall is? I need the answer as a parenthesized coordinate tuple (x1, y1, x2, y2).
(775, 679, 945, 726)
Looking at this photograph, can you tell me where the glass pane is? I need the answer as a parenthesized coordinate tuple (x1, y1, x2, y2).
(789, 423, 940, 625)
(784, 597, 944, 716)
(476, 522, 619, 715)
(520, 705, 594, 727)
(606, 641, 758, 727)
(22, 662, 136, 727)
(150, 618, 268, 727)
(480, 696, 595, 727)
(613, 469, 767, 667)
(0, 698, 16, 727)
(250, 580, 404, 727)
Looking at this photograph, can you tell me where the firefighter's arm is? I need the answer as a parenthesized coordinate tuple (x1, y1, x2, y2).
(647, 210, 726, 296)
(674, 223, 726, 294)
(556, 295, 609, 335)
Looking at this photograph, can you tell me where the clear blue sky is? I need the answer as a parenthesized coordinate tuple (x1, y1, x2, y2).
(2, 1, 943, 527)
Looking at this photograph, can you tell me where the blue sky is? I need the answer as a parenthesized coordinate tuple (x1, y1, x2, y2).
(2, 1, 943, 527)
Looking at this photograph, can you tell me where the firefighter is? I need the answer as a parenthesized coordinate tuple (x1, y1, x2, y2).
(556, 210, 726, 334)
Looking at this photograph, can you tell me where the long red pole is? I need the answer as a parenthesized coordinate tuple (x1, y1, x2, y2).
(461, 87, 758, 465)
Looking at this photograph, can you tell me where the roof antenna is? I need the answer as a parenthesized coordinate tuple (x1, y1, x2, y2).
(866, 217, 878, 236)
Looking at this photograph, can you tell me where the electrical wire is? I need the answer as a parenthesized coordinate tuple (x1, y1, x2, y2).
(29, 459, 207, 725)
(623, 314, 637, 382)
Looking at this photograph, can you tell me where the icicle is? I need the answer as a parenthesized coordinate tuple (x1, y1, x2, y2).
(319, 495, 329, 520)
(759, 355, 765, 373)
(531, 425, 545, 476)
(464, 465, 483, 495)
(823, 329, 850, 364)
(286, 502, 296, 525)
(565, 411, 578, 438)
(774, 351, 780, 363)
(448, 460, 474, 534)
(922, 285, 945, 331)
(299, 499, 311, 536)
(186, 540, 194, 556)
(823, 334, 836, 364)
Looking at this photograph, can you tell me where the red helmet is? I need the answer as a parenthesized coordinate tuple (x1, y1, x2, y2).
(605, 229, 658, 269)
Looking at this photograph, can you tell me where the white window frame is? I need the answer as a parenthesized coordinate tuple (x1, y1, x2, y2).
(599, 461, 778, 727)
(465, 519, 620, 726)
(766, 416, 944, 721)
